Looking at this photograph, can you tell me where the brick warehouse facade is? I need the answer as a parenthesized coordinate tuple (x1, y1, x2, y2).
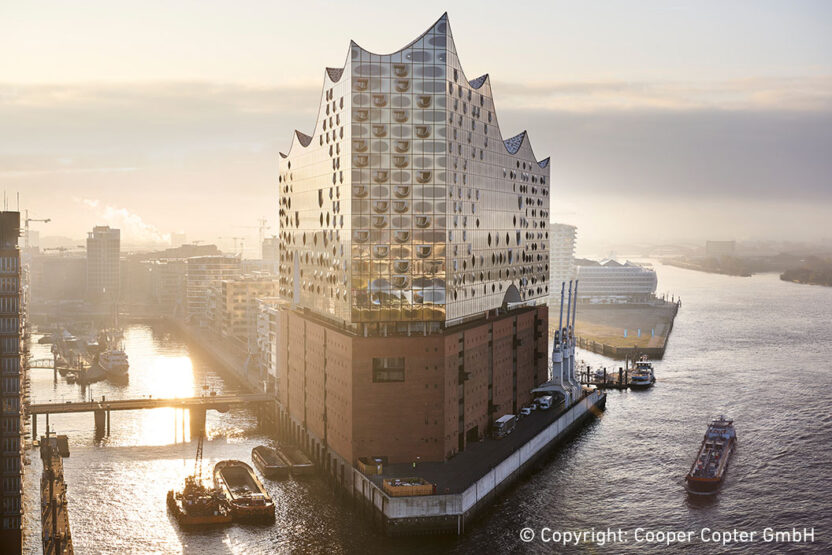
(276, 305, 548, 474)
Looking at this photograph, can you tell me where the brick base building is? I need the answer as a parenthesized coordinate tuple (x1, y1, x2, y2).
(275, 305, 548, 483)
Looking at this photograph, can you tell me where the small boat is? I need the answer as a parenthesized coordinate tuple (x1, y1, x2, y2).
(629, 356, 655, 389)
(167, 476, 232, 527)
(99, 348, 129, 378)
(282, 445, 314, 476)
(214, 460, 275, 522)
(685, 416, 736, 495)
(252, 445, 290, 480)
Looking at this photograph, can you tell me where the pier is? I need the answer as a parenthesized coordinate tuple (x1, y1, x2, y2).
(40, 434, 73, 555)
(579, 366, 634, 390)
(353, 390, 607, 535)
(29, 393, 272, 437)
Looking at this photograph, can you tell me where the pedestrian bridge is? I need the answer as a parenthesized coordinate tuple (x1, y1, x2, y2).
(28, 392, 272, 415)
(28, 393, 273, 438)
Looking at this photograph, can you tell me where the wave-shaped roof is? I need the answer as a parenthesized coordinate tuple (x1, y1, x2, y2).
(503, 132, 527, 155)
(295, 130, 312, 147)
(325, 67, 344, 82)
(279, 13, 548, 167)
(468, 74, 488, 89)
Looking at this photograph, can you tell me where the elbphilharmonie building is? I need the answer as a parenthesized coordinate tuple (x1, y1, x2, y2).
(274, 14, 552, 474)
(278, 13, 550, 333)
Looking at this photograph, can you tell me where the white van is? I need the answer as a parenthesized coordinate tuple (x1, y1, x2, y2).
(537, 395, 554, 410)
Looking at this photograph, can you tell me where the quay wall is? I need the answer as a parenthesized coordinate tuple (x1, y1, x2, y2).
(352, 390, 607, 535)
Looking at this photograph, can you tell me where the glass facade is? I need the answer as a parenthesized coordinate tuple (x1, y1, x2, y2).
(278, 14, 550, 333)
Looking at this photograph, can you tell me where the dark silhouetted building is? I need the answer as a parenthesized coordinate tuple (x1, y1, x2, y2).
(0, 212, 23, 552)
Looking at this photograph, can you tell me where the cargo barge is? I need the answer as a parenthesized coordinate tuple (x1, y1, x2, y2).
(251, 445, 290, 480)
(685, 416, 736, 495)
(283, 445, 314, 476)
(213, 460, 275, 522)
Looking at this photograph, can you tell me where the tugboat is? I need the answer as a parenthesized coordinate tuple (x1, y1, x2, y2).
(251, 445, 290, 480)
(685, 416, 736, 495)
(168, 430, 231, 527)
(214, 460, 275, 522)
(629, 355, 655, 389)
(167, 476, 232, 527)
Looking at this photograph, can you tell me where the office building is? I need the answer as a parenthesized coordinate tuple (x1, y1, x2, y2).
(0, 212, 23, 552)
(147, 259, 188, 316)
(256, 297, 284, 394)
(274, 14, 551, 474)
(185, 255, 241, 326)
(261, 236, 280, 274)
(86, 225, 120, 305)
(210, 276, 280, 344)
(575, 259, 657, 302)
(549, 223, 576, 300)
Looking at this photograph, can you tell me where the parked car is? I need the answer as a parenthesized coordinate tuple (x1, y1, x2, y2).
(520, 407, 532, 417)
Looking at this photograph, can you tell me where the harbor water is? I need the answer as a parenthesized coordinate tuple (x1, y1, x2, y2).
(23, 265, 832, 553)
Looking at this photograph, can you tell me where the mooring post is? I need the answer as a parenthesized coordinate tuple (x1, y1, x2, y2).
(94, 410, 105, 437)
(106, 410, 111, 435)
(189, 408, 206, 439)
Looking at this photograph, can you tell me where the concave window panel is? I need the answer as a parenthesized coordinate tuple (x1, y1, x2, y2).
(393, 231, 411, 243)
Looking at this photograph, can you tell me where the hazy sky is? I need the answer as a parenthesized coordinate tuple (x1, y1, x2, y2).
(2, 1, 830, 254)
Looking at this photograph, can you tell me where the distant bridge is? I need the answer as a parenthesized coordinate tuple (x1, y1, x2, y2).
(29, 358, 56, 369)
(28, 393, 273, 437)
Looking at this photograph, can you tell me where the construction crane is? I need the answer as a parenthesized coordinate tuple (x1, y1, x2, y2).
(234, 218, 271, 250)
(24, 209, 51, 249)
(218, 236, 245, 256)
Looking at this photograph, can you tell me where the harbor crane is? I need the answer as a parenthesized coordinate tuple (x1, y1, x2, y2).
(24, 209, 51, 249)
(234, 218, 271, 249)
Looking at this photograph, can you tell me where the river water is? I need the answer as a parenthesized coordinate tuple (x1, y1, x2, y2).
(23, 265, 831, 553)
